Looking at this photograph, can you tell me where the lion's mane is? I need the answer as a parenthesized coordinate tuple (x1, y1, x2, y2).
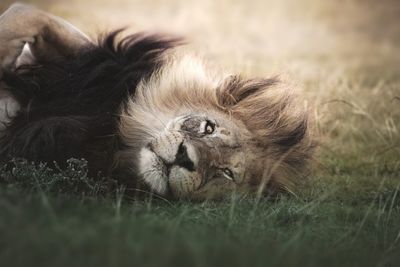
(0, 30, 315, 194)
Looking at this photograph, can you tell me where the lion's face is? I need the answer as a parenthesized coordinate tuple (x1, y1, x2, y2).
(117, 56, 314, 200)
(138, 112, 255, 199)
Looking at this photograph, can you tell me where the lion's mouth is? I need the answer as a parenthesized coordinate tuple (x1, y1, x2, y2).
(139, 145, 203, 197)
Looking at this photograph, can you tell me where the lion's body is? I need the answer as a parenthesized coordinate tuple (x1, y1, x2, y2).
(0, 32, 178, 176)
(0, 4, 315, 200)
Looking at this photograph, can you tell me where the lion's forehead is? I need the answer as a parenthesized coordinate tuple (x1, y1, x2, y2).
(149, 112, 249, 162)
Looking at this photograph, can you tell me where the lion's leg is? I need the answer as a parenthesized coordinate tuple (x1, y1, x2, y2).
(0, 3, 92, 130)
(0, 3, 92, 72)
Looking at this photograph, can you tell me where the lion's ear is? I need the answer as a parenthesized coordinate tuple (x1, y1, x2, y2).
(216, 75, 280, 108)
(216, 74, 310, 149)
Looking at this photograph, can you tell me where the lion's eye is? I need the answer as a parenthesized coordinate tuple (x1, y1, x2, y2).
(222, 168, 234, 181)
(204, 121, 215, 135)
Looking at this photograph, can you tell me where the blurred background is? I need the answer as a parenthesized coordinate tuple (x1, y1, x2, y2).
(1, 0, 399, 166)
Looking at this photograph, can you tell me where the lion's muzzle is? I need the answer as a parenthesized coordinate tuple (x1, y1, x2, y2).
(139, 130, 201, 197)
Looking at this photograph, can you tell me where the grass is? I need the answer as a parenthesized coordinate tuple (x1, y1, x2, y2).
(0, 160, 399, 267)
(0, 0, 400, 266)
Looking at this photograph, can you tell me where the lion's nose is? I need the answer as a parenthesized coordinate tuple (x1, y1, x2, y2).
(174, 142, 195, 172)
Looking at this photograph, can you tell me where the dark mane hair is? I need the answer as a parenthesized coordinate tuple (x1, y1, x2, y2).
(0, 31, 181, 175)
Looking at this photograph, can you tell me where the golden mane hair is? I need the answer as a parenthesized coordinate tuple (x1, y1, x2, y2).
(118, 55, 316, 194)
(217, 75, 316, 192)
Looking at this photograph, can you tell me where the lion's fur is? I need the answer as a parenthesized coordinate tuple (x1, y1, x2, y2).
(0, 31, 181, 174)
(217, 76, 315, 191)
(117, 55, 316, 195)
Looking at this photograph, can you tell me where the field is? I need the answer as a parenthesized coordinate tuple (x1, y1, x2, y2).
(0, 0, 400, 266)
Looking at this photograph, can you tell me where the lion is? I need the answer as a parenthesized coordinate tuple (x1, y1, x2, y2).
(0, 4, 315, 200)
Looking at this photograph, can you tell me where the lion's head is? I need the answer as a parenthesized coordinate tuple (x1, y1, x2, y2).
(117, 56, 315, 200)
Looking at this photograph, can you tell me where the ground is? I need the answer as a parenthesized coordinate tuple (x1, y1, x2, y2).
(0, 0, 399, 266)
